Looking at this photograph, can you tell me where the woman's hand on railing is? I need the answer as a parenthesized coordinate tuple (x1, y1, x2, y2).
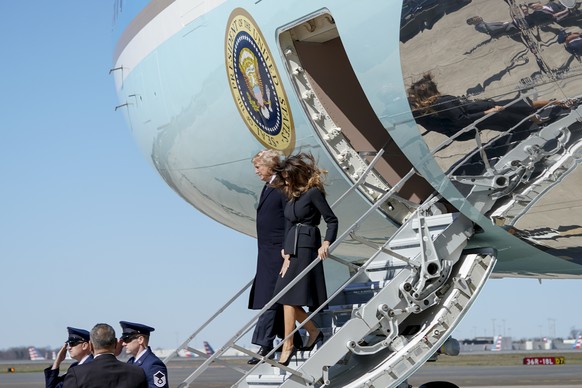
(318, 241, 331, 260)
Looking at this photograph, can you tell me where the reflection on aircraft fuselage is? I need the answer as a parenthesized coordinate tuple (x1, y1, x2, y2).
(400, 0, 582, 270)
(112, 0, 582, 386)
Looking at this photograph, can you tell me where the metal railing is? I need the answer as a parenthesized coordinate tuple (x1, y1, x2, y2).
(169, 154, 421, 387)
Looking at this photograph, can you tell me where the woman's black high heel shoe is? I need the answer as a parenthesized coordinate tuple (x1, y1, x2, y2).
(301, 330, 323, 351)
(278, 346, 297, 367)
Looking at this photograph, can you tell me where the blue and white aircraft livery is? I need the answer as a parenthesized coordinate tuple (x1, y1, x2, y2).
(112, 1, 582, 386)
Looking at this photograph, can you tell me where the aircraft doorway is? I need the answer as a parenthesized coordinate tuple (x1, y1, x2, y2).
(278, 11, 436, 225)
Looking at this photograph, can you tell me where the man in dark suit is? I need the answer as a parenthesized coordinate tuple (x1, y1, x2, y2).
(44, 327, 94, 388)
(119, 321, 168, 388)
(63, 323, 147, 388)
(247, 150, 301, 364)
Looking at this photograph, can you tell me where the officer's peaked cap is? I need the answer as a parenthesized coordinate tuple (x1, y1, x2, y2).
(119, 321, 155, 339)
(66, 327, 90, 343)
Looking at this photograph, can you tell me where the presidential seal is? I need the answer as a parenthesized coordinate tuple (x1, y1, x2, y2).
(225, 8, 295, 154)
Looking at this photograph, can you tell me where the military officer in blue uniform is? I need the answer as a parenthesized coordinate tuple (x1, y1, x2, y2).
(119, 321, 168, 388)
(44, 327, 93, 388)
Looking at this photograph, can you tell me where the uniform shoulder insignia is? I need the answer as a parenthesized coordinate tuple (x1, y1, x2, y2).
(153, 370, 166, 387)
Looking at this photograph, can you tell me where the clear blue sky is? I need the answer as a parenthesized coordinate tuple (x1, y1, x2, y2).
(0, 2, 580, 352)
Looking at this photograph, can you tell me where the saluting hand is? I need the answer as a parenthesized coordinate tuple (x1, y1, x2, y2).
(114, 338, 124, 356)
(51, 343, 67, 370)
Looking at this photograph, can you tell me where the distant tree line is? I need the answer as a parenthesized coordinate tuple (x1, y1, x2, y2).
(0, 347, 52, 360)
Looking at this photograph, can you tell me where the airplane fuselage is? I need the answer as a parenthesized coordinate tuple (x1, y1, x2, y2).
(112, 0, 582, 279)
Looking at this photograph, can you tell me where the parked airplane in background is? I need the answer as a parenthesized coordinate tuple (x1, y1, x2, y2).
(28, 347, 46, 361)
(491, 336, 503, 352)
(154, 341, 217, 358)
(111, 0, 582, 386)
(171, 341, 237, 358)
(176, 349, 196, 358)
(203, 341, 215, 356)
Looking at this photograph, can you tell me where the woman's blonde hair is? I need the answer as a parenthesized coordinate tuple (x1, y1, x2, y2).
(272, 152, 327, 199)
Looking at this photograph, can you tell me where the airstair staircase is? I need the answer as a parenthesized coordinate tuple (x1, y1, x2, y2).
(162, 93, 581, 387)
(164, 147, 501, 387)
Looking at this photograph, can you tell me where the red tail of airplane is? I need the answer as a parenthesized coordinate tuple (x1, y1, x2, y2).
(575, 333, 581, 349)
(203, 341, 215, 356)
(28, 347, 46, 361)
(491, 335, 503, 351)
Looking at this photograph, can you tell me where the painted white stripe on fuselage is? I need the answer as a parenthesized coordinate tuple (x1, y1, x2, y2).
(114, 0, 226, 85)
